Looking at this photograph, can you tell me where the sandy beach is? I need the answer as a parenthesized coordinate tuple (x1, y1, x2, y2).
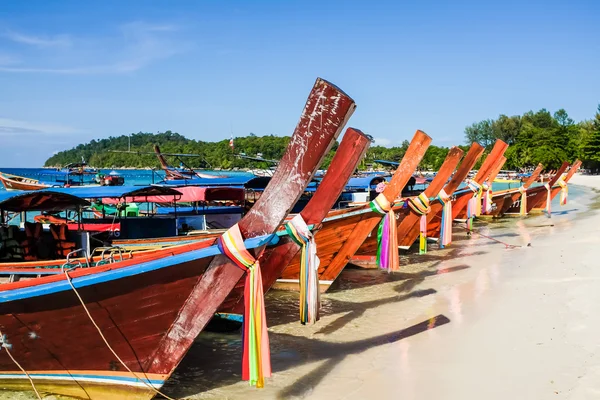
(155, 175, 600, 400)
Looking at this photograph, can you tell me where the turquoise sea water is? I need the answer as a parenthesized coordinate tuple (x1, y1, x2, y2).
(0, 167, 253, 191)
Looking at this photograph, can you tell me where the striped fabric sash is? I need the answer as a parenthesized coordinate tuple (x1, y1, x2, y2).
(518, 186, 527, 215)
(544, 183, 552, 216)
(482, 182, 492, 214)
(218, 224, 271, 388)
(285, 215, 320, 325)
(370, 194, 399, 272)
(557, 178, 568, 205)
(437, 189, 453, 248)
(408, 193, 431, 254)
(467, 180, 483, 217)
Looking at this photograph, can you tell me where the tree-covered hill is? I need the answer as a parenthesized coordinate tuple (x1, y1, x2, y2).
(45, 131, 292, 170)
(44, 130, 455, 171)
(46, 105, 600, 172)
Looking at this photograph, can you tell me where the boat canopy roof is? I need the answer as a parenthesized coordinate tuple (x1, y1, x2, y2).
(0, 191, 90, 212)
(373, 159, 399, 166)
(0, 185, 245, 210)
(101, 186, 245, 205)
(159, 175, 271, 189)
(345, 176, 387, 191)
(35, 185, 183, 200)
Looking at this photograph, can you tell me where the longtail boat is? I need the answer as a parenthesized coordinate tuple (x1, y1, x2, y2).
(218, 127, 373, 317)
(0, 160, 114, 191)
(504, 160, 581, 215)
(0, 172, 57, 191)
(482, 162, 543, 218)
(0, 77, 355, 399)
(154, 144, 222, 180)
(443, 140, 509, 223)
(349, 145, 465, 267)
(275, 129, 432, 292)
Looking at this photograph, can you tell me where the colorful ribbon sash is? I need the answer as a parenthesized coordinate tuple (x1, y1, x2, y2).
(437, 189, 453, 248)
(285, 214, 321, 325)
(518, 186, 527, 215)
(370, 194, 399, 272)
(544, 183, 552, 216)
(467, 179, 483, 217)
(466, 179, 483, 231)
(408, 193, 431, 254)
(218, 224, 271, 388)
(482, 182, 492, 214)
(557, 178, 568, 205)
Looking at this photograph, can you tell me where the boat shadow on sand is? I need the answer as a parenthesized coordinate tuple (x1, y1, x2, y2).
(160, 314, 451, 399)
(161, 236, 487, 398)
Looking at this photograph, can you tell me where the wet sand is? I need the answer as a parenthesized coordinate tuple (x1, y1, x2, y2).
(161, 176, 600, 400)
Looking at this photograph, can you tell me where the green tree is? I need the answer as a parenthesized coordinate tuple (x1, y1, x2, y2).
(465, 119, 494, 148)
(581, 105, 600, 170)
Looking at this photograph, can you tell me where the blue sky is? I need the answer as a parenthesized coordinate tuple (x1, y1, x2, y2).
(0, 0, 598, 167)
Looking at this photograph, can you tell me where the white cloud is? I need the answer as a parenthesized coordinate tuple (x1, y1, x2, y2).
(0, 117, 82, 136)
(0, 22, 189, 75)
(4, 30, 72, 47)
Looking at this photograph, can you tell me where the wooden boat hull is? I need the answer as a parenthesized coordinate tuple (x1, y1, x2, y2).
(0, 244, 217, 399)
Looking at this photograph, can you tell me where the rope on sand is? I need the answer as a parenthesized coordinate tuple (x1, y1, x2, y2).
(458, 223, 525, 249)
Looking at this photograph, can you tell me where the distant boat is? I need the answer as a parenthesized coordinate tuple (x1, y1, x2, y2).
(0, 172, 61, 191)
(0, 158, 122, 191)
(0, 170, 125, 191)
(153, 144, 223, 180)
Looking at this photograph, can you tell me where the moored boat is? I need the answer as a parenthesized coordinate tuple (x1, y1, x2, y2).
(0, 167, 124, 192)
(503, 160, 581, 215)
(350, 145, 465, 267)
(0, 172, 58, 191)
(218, 127, 373, 318)
(0, 77, 355, 399)
(482, 162, 543, 218)
(275, 129, 432, 292)
(442, 140, 509, 223)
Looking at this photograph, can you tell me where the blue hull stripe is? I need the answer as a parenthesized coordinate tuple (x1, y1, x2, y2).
(0, 234, 278, 304)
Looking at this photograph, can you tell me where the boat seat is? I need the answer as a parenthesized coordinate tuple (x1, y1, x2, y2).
(0, 225, 25, 262)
